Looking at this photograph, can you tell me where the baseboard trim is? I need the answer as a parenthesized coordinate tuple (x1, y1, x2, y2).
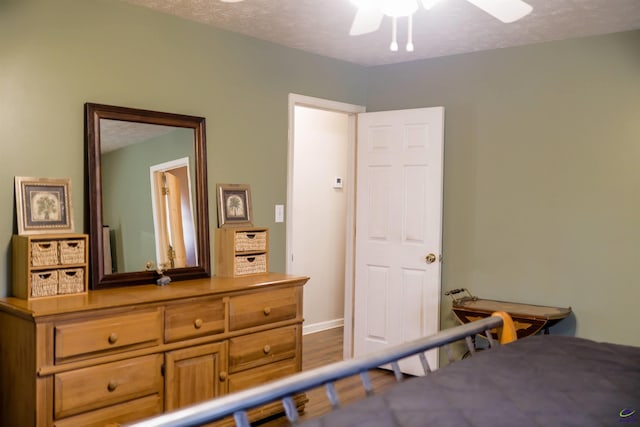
(303, 318, 344, 335)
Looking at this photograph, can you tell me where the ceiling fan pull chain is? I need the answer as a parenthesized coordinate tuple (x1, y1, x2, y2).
(390, 16, 399, 51)
(406, 14, 414, 51)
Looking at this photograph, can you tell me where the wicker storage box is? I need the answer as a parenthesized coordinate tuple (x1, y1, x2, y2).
(30, 241, 58, 267)
(215, 227, 269, 277)
(30, 270, 58, 297)
(59, 239, 85, 264)
(13, 234, 89, 300)
(235, 254, 267, 276)
(235, 231, 268, 252)
(58, 268, 85, 294)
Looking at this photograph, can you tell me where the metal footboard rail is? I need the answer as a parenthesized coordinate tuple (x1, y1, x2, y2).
(128, 316, 505, 427)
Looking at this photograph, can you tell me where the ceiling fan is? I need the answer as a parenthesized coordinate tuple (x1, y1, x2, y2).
(219, 0, 533, 52)
(349, 0, 533, 51)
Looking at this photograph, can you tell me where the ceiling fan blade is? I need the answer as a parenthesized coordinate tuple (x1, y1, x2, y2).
(220, 0, 244, 3)
(465, 0, 532, 23)
(350, 7, 385, 36)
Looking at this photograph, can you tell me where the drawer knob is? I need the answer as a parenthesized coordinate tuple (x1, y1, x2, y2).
(219, 371, 228, 381)
(263, 306, 271, 316)
(108, 333, 118, 344)
(107, 380, 118, 392)
(263, 345, 271, 354)
(194, 318, 203, 329)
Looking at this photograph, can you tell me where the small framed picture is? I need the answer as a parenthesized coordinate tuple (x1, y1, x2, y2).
(216, 183, 253, 227)
(15, 177, 74, 235)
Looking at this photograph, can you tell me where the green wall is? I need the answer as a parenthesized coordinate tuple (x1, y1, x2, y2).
(0, 0, 367, 293)
(366, 31, 640, 346)
(1, 0, 638, 346)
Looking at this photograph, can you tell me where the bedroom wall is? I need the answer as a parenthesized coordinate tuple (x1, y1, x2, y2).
(1, 0, 637, 347)
(366, 30, 640, 346)
(0, 0, 367, 297)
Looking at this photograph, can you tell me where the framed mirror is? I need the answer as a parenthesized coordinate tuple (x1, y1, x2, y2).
(85, 103, 210, 289)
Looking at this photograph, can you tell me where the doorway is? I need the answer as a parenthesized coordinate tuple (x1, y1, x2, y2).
(287, 94, 364, 354)
(149, 158, 197, 270)
(287, 96, 444, 364)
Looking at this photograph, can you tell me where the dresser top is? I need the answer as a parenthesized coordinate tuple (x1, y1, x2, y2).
(0, 273, 309, 318)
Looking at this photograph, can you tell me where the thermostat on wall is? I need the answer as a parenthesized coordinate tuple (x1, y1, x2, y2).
(333, 177, 343, 189)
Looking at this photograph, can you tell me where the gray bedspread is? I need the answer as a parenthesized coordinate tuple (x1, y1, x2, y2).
(299, 335, 640, 427)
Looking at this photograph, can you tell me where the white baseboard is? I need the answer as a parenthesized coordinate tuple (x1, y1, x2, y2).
(302, 318, 344, 335)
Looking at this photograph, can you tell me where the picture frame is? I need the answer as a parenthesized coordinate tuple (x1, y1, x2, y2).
(216, 183, 253, 227)
(15, 177, 74, 235)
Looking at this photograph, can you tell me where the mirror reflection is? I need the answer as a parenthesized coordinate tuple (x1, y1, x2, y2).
(85, 103, 210, 289)
(100, 120, 197, 273)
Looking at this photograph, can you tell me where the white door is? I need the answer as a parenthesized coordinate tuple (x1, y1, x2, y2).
(353, 107, 444, 375)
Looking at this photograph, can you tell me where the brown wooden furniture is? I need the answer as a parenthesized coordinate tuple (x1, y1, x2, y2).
(215, 227, 269, 277)
(0, 273, 308, 427)
(446, 288, 572, 338)
(12, 233, 89, 300)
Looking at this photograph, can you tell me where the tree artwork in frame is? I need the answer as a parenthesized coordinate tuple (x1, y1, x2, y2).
(216, 183, 253, 227)
(15, 177, 74, 235)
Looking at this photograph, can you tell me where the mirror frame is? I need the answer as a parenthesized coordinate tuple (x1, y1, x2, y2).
(85, 103, 210, 289)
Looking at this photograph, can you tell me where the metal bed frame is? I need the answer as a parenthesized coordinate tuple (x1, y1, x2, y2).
(128, 315, 512, 427)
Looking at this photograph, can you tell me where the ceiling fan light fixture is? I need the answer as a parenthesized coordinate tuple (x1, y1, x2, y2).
(380, 0, 418, 17)
(390, 16, 399, 51)
(421, 0, 443, 10)
(406, 14, 414, 51)
(348, 0, 533, 54)
(351, 0, 418, 18)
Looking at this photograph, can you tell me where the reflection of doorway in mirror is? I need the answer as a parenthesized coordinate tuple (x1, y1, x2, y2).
(150, 158, 197, 269)
(155, 172, 187, 269)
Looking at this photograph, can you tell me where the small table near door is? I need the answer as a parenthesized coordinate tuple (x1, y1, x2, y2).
(446, 288, 572, 339)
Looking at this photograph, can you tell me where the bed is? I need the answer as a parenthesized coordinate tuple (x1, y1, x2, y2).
(128, 314, 640, 427)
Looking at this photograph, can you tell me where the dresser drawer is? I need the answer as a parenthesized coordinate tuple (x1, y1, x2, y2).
(165, 297, 225, 343)
(228, 358, 298, 393)
(228, 287, 299, 331)
(53, 394, 162, 427)
(54, 354, 163, 419)
(55, 309, 162, 362)
(229, 325, 298, 373)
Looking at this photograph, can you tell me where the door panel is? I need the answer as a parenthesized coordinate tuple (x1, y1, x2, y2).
(354, 107, 444, 375)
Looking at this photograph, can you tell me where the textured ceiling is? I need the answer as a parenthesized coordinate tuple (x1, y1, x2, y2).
(101, 120, 177, 153)
(121, 0, 640, 66)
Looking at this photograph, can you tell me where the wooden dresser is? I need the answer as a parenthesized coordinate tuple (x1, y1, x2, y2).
(0, 273, 308, 427)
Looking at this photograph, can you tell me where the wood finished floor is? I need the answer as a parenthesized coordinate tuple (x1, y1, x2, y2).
(257, 327, 398, 426)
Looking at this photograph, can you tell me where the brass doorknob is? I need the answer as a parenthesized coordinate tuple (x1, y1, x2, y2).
(425, 253, 437, 264)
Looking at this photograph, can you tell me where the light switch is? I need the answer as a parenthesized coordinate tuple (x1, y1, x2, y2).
(275, 204, 285, 223)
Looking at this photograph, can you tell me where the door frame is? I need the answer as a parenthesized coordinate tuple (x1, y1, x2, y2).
(149, 157, 194, 268)
(287, 94, 365, 358)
